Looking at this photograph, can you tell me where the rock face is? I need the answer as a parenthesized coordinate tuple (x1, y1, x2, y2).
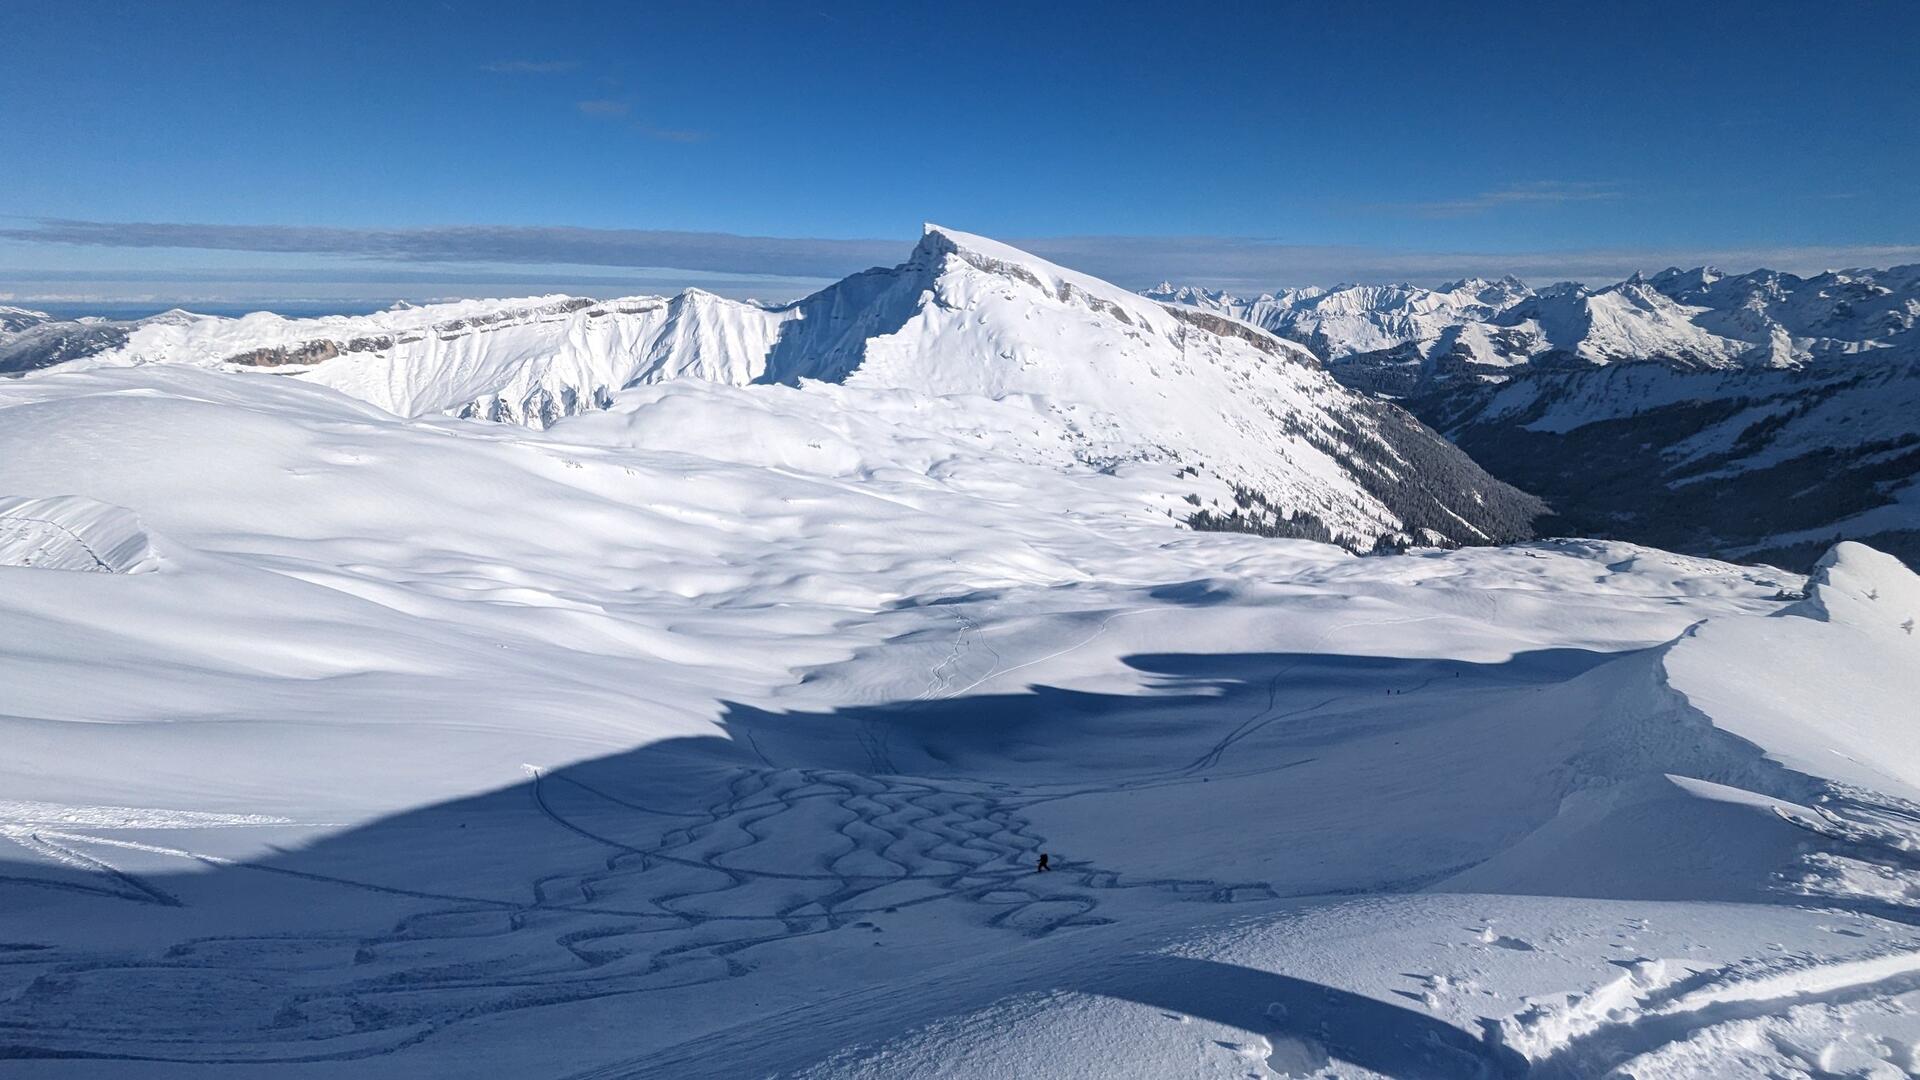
(222, 340, 342, 367)
(16, 227, 1541, 553)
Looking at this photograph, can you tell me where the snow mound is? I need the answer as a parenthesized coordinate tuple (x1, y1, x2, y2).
(1794, 540, 1920, 629)
(1667, 540, 1920, 800)
(0, 494, 160, 573)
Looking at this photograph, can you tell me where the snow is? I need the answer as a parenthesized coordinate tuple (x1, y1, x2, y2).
(4, 242, 1920, 1078)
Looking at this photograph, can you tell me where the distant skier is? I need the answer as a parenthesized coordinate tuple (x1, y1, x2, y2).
(1036, 852, 1052, 873)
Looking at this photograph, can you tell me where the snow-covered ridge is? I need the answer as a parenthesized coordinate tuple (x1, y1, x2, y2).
(56, 292, 793, 427)
(23, 225, 1542, 552)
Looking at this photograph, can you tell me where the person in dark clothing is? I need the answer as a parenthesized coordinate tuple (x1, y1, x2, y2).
(1035, 852, 1051, 872)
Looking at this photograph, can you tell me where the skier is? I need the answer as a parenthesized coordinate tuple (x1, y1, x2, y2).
(1036, 852, 1052, 873)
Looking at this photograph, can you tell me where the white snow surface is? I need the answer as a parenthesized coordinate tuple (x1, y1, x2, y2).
(3, 352, 1920, 1077)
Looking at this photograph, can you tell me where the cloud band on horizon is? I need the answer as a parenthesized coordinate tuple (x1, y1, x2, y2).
(4, 217, 1918, 298)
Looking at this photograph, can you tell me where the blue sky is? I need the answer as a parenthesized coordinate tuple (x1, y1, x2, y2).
(3, 0, 1917, 306)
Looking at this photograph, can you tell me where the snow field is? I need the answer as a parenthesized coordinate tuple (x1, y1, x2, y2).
(1, 304, 1917, 1075)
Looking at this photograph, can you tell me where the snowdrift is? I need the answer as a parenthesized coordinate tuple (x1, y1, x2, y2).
(0, 494, 159, 573)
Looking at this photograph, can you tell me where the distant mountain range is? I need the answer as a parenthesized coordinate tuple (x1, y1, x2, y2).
(1145, 264, 1919, 394)
(1147, 266, 1920, 569)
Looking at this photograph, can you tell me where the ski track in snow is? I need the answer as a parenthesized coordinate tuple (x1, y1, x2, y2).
(0, 626, 1296, 1065)
(1510, 949, 1920, 1078)
(0, 757, 1292, 1065)
(4, 597, 1491, 1069)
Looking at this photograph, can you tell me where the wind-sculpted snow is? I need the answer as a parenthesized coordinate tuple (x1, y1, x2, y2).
(3, 363, 1920, 1077)
(0, 494, 158, 573)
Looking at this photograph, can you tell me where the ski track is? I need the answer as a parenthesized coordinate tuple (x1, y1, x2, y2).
(1519, 950, 1920, 1078)
(0, 514, 113, 573)
(0, 759, 1283, 1065)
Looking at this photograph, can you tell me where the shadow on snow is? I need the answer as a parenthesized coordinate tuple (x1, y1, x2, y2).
(0, 645, 1638, 1075)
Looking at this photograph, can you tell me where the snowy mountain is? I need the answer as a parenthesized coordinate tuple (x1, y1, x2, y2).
(1412, 345, 1920, 570)
(1148, 266, 1920, 569)
(4, 347, 1920, 1076)
(34, 226, 1543, 552)
(1146, 264, 1920, 395)
(0, 306, 143, 374)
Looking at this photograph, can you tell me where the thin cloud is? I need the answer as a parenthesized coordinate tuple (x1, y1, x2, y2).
(5, 217, 1917, 294)
(0, 218, 904, 280)
(633, 124, 710, 143)
(1393, 181, 1625, 218)
(482, 60, 580, 74)
(575, 99, 631, 117)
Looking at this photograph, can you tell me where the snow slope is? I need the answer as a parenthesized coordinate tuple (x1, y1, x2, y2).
(3, 359, 1920, 1078)
(47, 226, 1543, 552)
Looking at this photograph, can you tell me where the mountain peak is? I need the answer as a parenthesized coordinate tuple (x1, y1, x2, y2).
(915, 222, 1048, 272)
